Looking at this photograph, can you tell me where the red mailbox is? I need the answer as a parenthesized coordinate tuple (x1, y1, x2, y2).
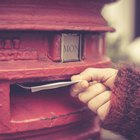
(0, 0, 115, 139)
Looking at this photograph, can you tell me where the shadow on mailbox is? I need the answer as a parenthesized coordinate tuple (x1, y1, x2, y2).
(0, 0, 116, 139)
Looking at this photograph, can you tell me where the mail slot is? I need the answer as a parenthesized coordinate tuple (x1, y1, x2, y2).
(0, 0, 116, 140)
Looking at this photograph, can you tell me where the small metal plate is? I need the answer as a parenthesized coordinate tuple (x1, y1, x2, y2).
(61, 33, 82, 62)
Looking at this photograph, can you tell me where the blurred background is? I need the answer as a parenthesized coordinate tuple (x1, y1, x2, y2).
(102, 0, 140, 66)
(101, 0, 140, 139)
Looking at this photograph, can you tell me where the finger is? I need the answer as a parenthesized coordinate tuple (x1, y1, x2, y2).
(78, 83, 107, 103)
(70, 80, 89, 97)
(73, 68, 118, 89)
(87, 90, 111, 113)
(71, 74, 82, 81)
(97, 101, 111, 120)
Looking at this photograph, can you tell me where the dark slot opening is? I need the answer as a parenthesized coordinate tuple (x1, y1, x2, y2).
(11, 80, 70, 93)
(10, 80, 83, 123)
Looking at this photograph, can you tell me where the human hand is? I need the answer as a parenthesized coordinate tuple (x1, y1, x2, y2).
(70, 68, 118, 120)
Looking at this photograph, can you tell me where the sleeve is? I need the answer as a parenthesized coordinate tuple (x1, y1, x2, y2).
(102, 66, 140, 140)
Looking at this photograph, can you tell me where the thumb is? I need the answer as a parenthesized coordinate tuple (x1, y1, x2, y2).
(71, 68, 118, 89)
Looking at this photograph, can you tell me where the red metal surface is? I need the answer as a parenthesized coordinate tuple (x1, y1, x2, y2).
(0, 0, 115, 32)
(0, 0, 115, 139)
(0, 118, 101, 140)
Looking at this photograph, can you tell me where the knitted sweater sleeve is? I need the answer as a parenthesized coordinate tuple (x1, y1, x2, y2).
(102, 66, 140, 140)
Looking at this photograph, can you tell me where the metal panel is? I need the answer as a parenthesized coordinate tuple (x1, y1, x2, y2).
(61, 33, 82, 62)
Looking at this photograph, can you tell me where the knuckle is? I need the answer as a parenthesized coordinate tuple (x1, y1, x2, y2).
(78, 94, 87, 103)
(70, 87, 79, 97)
(72, 88, 79, 94)
(97, 107, 102, 118)
(78, 94, 83, 101)
(94, 83, 106, 91)
(88, 100, 97, 112)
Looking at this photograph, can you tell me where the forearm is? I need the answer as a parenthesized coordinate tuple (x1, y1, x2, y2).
(102, 66, 140, 140)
